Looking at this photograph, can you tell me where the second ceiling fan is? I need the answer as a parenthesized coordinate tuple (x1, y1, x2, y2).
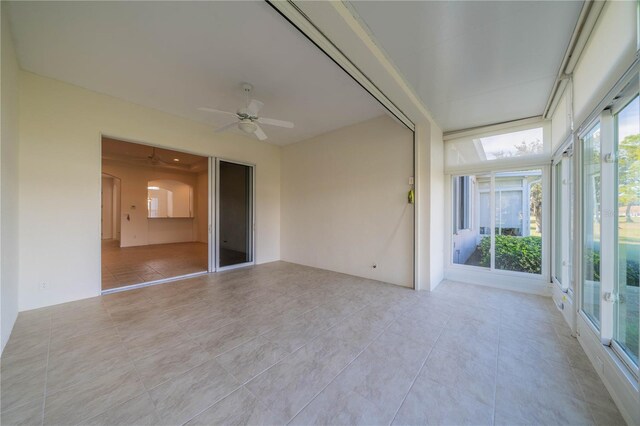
(199, 83, 294, 141)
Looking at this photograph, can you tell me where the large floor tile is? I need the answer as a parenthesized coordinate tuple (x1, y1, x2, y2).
(195, 322, 260, 356)
(148, 359, 240, 426)
(290, 378, 386, 426)
(82, 393, 159, 426)
(185, 387, 286, 426)
(1, 357, 47, 413)
(0, 398, 44, 426)
(393, 376, 494, 426)
(133, 340, 211, 388)
(494, 374, 594, 426)
(423, 346, 496, 405)
(246, 334, 362, 422)
(44, 364, 145, 425)
(46, 327, 129, 393)
(216, 336, 289, 383)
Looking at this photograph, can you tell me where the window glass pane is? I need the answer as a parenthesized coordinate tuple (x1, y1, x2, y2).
(567, 157, 575, 293)
(445, 125, 549, 171)
(583, 124, 601, 329)
(477, 128, 544, 160)
(555, 162, 563, 283)
(494, 170, 542, 274)
(452, 173, 490, 267)
(614, 95, 639, 365)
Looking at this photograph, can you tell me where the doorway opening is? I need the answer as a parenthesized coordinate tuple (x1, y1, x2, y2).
(216, 159, 254, 269)
(101, 137, 209, 291)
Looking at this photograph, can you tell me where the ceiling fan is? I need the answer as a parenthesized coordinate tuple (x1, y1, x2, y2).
(146, 147, 189, 169)
(199, 83, 294, 141)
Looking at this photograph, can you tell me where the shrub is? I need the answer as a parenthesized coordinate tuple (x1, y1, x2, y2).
(584, 248, 639, 287)
(479, 235, 542, 274)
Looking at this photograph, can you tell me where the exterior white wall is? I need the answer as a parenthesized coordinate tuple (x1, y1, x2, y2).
(1, 4, 21, 352)
(18, 71, 281, 311)
(281, 115, 414, 287)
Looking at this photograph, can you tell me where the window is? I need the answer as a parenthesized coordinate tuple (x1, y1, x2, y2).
(446, 125, 549, 170)
(553, 151, 575, 294)
(476, 128, 544, 160)
(494, 170, 543, 274)
(554, 161, 564, 285)
(578, 74, 640, 375)
(452, 174, 488, 266)
(453, 176, 471, 232)
(582, 123, 602, 329)
(451, 169, 543, 275)
(614, 95, 639, 365)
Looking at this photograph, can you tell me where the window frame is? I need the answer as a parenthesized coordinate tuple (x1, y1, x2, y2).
(577, 92, 640, 378)
(452, 175, 472, 233)
(447, 166, 550, 281)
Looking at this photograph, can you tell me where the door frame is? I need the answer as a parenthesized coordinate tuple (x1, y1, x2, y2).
(99, 134, 212, 294)
(214, 157, 256, 272)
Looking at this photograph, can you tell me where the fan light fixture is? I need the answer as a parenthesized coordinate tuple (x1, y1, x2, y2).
(198, 83, 294, 141)
(238, 120, 257, 134)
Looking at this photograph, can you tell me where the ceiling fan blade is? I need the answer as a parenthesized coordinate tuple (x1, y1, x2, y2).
(254, 124, 268, 141)
(247, 99, 264, 116)
(257, 117, 294, 128)
(214, 121, 239, 133)
(198, 107, 237, 117)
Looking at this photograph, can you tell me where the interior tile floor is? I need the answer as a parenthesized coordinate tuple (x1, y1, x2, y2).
(1, 262, 626, 426)
(101, 240, 208, 290)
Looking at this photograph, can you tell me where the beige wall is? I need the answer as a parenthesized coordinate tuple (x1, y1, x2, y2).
(18, 71, 281, 311)
(281, 115, 414, 287)
(103, 159, 203, 247)
(1, 4, 21, 351)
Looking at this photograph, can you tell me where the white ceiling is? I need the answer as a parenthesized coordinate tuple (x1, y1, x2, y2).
(349, 1, 583, 132)
(7, 1, 386, 145)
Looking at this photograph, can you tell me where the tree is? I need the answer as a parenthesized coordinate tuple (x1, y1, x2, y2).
(489, 138, 543, 159)
(530, 181, 542, 233)
(618, 133, 640, 222)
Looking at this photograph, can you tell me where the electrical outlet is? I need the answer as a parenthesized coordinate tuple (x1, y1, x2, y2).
(39, 282, 48, 291)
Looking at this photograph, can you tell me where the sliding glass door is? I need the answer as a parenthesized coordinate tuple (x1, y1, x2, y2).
(451, 169, 546, 277)
(216, 159, 254, 270)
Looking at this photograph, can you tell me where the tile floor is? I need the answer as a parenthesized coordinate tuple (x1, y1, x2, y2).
(101, 240, 208, 290)
(1, 262, 627, 425)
